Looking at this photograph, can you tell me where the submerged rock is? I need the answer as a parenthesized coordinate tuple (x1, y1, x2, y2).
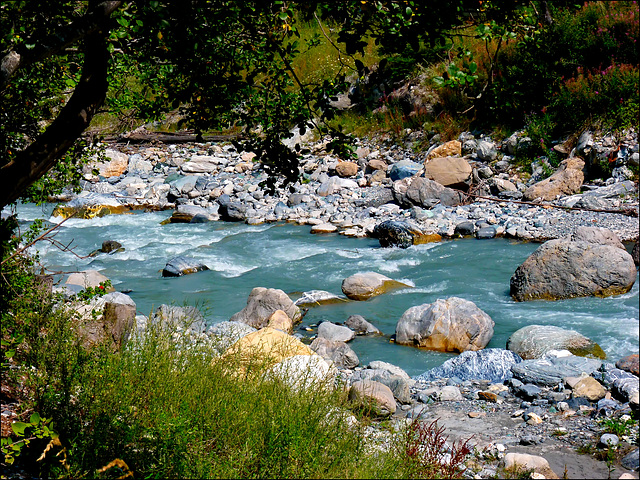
(345, 315, 381, 335)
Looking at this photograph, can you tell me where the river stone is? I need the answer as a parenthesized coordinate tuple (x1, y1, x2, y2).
(475, 226, 496, 239)
(351, 369, 412, 404)
(372, 220, 441, 248)
(414, 348, 522, 383)
(506, 325, 605, 360)
(523, 157, 585, 201)
(348, 380, 397, 417)
(181, 155, 224, 173)
(426, 140, 461, 160)
(503, 453, 558, 479)
(317, 321, 355, 343)
(511, 354, 603, 386)
(220, 327, 315, 374)
(423, 156, 472, 189)
(572, 376, 606, 401)
(266, 354, 335, 391)
(162, 256, 209, 277)
(335, 161, 359, 177)
(572, 226, 626, 249)
(476, 139, 498, 162)
(393, 176, 466, 209)
(310, 337, 359, 369)
(310, 223, 338, 234)
(266, 309, 293, 334)
(293, 290, 347, 308)
(510, 231, 637, 301)
(621, 448, 639, 471)
(616, 354, 639, 377)
(395, 297, 494, 353)
(230, 287, 302, 329)
(454, 221, 475, 236)
(66, 270, 114, 291)
(100, 240, 123, 254)
(341, 272, 410, 301)
(52, 192, 128, 219)
(77, 292, 136, 351)
(388, 160, 422, 181)
(94, 149, 129, 177)
(345, 315, 381, 335)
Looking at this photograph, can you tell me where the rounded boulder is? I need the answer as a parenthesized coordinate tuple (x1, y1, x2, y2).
(395, 297, 494, 352)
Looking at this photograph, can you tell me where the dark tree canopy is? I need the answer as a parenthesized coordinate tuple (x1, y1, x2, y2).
(1, 0, 527, 209)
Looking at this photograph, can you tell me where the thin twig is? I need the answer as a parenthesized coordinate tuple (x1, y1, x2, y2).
(1, 216, 72, 266)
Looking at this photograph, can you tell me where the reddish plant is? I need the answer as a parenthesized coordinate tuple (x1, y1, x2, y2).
(402, 418, 472, 479)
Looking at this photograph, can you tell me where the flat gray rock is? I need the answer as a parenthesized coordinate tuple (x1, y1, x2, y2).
(511, 354, 603, 386)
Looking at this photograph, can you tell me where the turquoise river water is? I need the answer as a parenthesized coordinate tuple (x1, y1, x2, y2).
(14, 203, 640, 377)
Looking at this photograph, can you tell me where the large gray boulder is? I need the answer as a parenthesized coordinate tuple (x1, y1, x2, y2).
(162, 256, 209, 277)
(293, 290, 347, 308)
(414, 348, 522, 383)
(507, 325, 605, 360)
(511, 354, 603, 386)
(310, 337, 359, 369)
(392, 176, 466, 209)
(510, 227, 636, 301)
(230, 287, 302, 329)
(395, 297, 494, 352)
(372, 220, 441, 248)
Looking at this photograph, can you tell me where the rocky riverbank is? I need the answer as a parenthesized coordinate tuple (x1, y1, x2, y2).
(33, 128, 640, 478)
(50, 128, 639, 246)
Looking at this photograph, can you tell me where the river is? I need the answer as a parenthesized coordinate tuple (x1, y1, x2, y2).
(14, 203, 640, 377)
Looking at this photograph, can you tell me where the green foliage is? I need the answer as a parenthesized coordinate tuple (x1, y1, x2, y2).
(76, 280, 112, 301)
(1, 413, 58, 466)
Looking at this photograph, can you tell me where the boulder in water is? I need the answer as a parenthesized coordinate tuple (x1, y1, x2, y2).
(372, 220, 441, 248)
(341, 272, 410, 301)
(294, 290, 347, 307)
(162, 256, 209, 277)
(344, 315, 381, 335)
(507, 325, 606, 360)
(510, 227, 636, 301)
(395, 297, 494, 353)
(230, 287, 302, 329)
(317, 321, 355, 343)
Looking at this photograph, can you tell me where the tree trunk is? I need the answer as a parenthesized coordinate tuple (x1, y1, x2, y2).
(0, 2, 117, 209)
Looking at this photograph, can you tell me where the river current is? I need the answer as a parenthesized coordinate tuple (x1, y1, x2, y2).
(14, 203, 640, 377)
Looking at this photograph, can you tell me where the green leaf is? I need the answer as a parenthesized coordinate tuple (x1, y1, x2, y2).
(11, 422, 29, 436)
(29, 413, 41, 425)
(433, 77, 445, 86)
(468, 62, 478, 74)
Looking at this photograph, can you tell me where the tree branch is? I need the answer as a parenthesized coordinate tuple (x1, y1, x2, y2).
(0, 2, 119, 209)
(0, 1, 121, 91)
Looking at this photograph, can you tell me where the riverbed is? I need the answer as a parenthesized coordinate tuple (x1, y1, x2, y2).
(15, 203, 640, 377)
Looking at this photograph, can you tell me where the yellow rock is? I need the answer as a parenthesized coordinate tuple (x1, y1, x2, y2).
(266, 310, 294, 334)
(426, 140, 461, 160)
(218, 327, 314, 375)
